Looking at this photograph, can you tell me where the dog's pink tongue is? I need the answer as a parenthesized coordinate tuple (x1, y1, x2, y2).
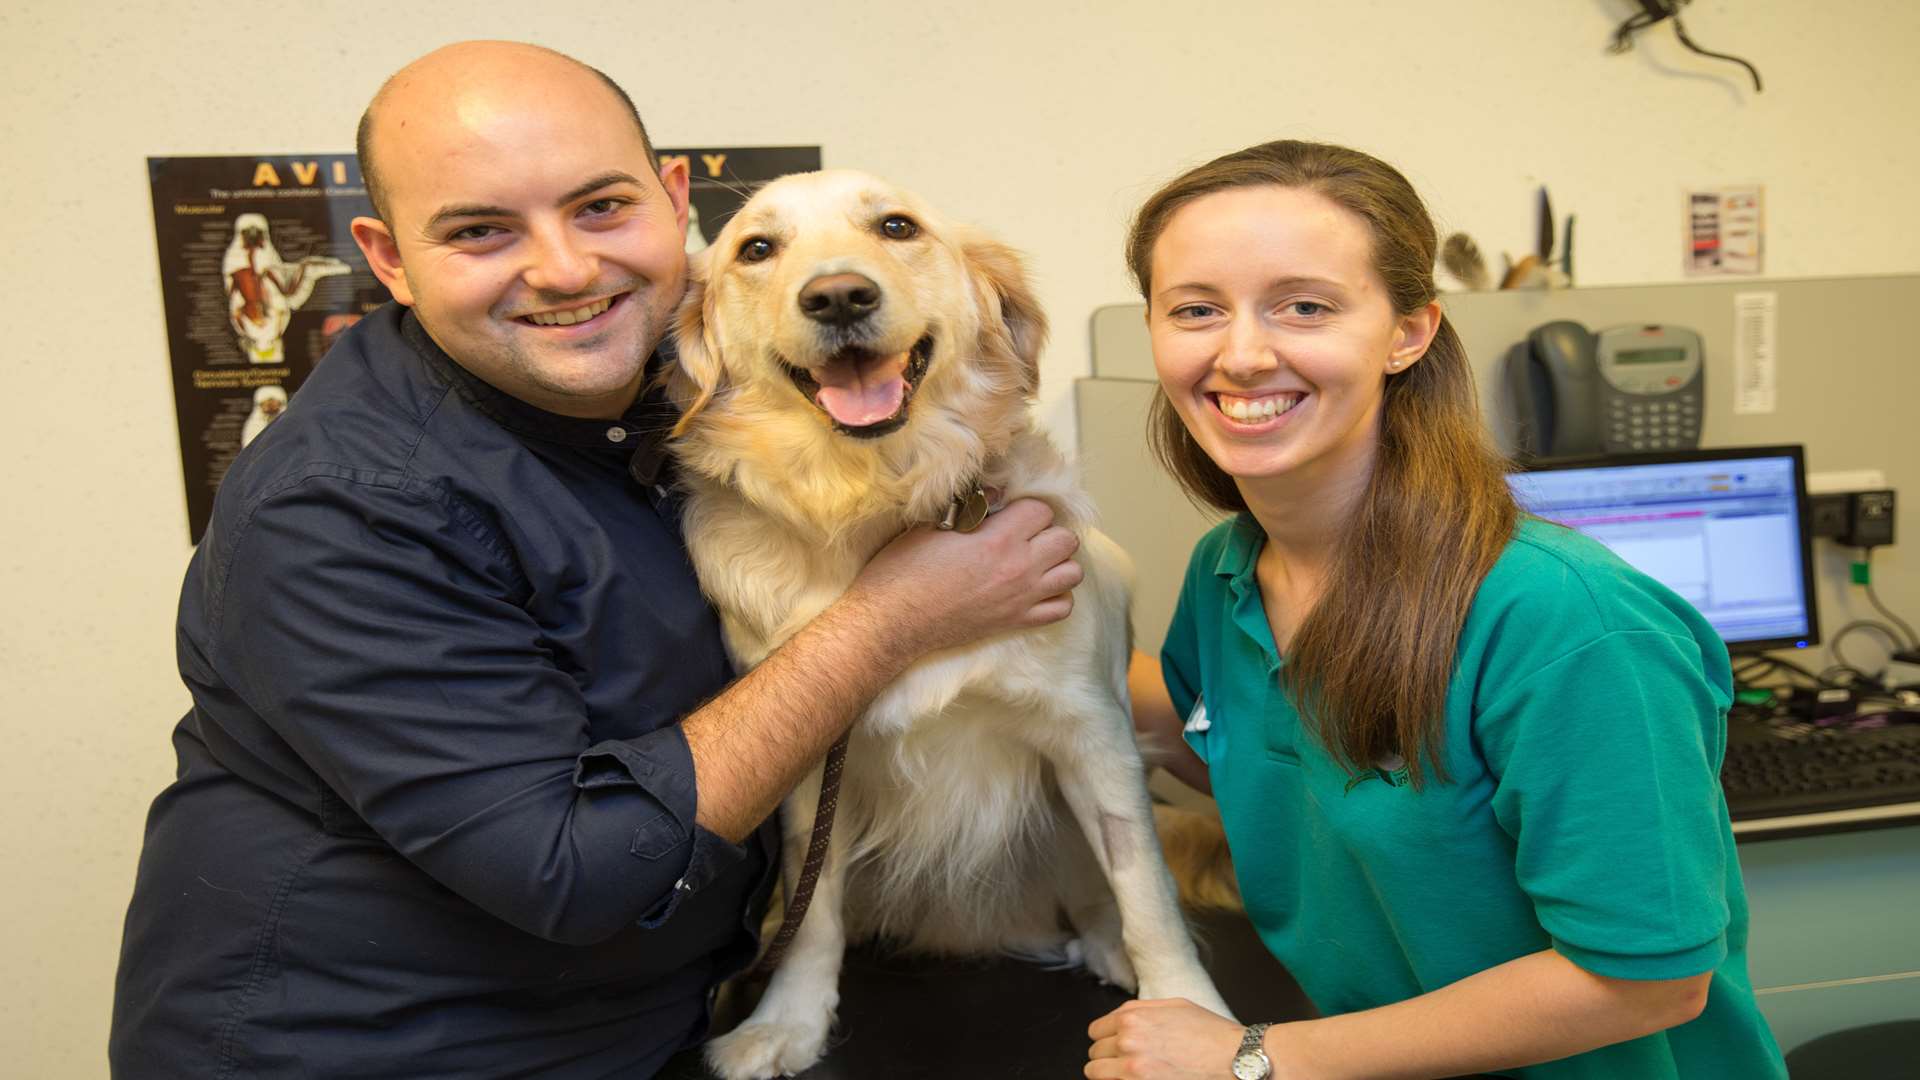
(813, 354, 908, 427)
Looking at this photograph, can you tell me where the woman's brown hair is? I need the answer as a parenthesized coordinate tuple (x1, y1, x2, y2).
(1127, 140, 1517, 789)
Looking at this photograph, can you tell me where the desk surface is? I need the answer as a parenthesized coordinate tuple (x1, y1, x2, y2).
(1733, 799, 1920, 840)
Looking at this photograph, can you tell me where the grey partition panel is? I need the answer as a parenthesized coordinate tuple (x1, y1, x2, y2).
(1089, 304, 1154, 381)
(1074, 377, 1222, 661)
(1436, 275, 1920, 461)
(1085, 276, 1919, 671)
(1074, 376, 1224, 812)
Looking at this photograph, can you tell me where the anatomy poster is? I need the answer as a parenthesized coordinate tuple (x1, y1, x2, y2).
(148, 154, 388, 543)
(149, 147, 819, 543)
(667, 145, 821, 254)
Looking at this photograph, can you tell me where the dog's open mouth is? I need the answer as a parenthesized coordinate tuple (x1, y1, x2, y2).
(783, 334, 933, 439)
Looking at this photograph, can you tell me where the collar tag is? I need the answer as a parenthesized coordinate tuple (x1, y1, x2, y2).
(938, 485, 992, 532)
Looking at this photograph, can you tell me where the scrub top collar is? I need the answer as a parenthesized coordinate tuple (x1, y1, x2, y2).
(1212, 511, 1264, 582)
(1216, 513, 1285, 673)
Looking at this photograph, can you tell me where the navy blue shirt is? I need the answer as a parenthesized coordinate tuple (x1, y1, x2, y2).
(112, 305, 777, 1079)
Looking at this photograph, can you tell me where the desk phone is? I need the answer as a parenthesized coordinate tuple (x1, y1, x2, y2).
(1595, 324, 1704, 453)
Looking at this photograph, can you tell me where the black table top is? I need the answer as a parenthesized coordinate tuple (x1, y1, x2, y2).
(661, 908, 1511, 1078)
(660, 910, 1311, 1079)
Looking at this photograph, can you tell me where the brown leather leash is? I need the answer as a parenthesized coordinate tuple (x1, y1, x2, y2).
(747, 480, 996, 980)
(748, 730, 849, 979)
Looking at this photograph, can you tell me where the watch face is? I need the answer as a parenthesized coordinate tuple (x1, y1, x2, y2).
(1231, 1050, 1268, 1080)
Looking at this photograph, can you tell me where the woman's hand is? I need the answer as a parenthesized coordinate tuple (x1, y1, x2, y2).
(1086, 997, 1245, 1079)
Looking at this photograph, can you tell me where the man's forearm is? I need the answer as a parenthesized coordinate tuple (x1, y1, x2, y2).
(681, 591, 913, 842)
(1269, 948, 1710, 1079)
(677, 500, 1083, 842)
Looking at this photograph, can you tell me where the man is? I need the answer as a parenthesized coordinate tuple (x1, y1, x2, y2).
(110, 41, 1081, 1078)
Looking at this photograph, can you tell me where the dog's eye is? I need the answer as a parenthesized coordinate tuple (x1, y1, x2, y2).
(879, 216, 919, 241)
(738, 237, 776, 263)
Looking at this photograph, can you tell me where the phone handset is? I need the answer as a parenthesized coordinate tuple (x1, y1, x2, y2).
(1505, 319, 1603, 458)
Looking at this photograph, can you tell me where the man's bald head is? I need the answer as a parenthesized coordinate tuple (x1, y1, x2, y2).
(355, 41, 659, 224)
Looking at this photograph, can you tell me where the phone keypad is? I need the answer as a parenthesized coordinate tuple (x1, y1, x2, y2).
(1607, 396, 1700, 452)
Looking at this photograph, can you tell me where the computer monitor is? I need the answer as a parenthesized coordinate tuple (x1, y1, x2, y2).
(1507, 445, 1819, 654)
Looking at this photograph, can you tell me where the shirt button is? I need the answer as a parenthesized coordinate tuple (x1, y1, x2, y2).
(606, 426, 629, 444)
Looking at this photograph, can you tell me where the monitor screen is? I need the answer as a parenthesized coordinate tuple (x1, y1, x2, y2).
(1507, 446, 1819, 653)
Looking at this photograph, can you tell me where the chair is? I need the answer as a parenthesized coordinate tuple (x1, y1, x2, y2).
(1784, 1019, 1920, 1079)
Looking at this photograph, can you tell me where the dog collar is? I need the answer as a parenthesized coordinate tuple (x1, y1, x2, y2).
(936, 479, 1004, 533)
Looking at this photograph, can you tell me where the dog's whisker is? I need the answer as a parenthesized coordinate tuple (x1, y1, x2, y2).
(709, 170, 756, 201)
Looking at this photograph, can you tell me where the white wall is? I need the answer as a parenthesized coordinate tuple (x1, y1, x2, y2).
(6, 0, 1919, 1073)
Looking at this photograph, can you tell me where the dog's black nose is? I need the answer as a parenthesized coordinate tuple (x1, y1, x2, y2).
(798, 273, 882, 326)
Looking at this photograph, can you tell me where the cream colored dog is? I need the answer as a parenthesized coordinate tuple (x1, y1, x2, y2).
(665, 170, 1231, 1080)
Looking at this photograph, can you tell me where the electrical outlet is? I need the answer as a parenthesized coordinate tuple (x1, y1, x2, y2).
(1839, 489, 1896, 548)
(1810, 493, 1851, 539)
(1810, 487, 1897, 547)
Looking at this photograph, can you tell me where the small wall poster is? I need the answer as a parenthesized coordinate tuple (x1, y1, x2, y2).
(1685, 185, 1764, 276)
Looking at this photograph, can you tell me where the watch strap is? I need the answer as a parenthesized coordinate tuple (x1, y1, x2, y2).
(1235, 1021, 1273, 1077)
(1238, 1021, 1272, 1054)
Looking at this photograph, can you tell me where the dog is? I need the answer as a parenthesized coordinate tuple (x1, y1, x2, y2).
(663, 170, 1232, 1080)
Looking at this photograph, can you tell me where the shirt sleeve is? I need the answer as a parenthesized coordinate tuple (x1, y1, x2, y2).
(202, 469, 750, 945)
(1161, 591, 1202, 722)
(1476, 628, 1735, 981)
(1160, 550, 1210, 761)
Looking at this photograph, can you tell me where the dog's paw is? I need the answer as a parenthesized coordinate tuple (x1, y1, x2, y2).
(1137, 977, 1234, 1020)
(1071, 934, 1138, 992)
(704, 1019, 830, 1080)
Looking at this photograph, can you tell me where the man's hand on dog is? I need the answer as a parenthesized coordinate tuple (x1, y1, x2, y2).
(850, 497, 1082, 657)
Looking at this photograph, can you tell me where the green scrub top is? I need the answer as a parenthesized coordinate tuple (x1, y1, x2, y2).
(1163, 514, 1786, 1079)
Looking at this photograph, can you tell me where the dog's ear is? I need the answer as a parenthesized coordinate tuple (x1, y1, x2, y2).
(961, 232, 1048, 397)
(667, 248, 727, 438)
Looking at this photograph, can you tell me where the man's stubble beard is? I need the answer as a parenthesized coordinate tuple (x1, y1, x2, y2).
(502, 274, 682, 405)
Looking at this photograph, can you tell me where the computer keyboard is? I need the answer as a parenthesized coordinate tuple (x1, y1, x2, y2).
(1721, 720, 1920, 820)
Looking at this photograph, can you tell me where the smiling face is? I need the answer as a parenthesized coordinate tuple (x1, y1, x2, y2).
(1148, 185, 1433, 506)
(664, 170, 1048, 529)
(692, 170, 987, 440)
(350, 44, 689, 419)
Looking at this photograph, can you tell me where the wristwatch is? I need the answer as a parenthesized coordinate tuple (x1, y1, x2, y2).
(1231, 1021, 1273, 1079)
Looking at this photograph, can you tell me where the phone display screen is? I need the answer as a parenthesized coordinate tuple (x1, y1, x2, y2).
(1614, 346, 1689, 365)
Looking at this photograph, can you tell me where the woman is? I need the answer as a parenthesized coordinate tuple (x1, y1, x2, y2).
(1085, 141, 1785, 1079)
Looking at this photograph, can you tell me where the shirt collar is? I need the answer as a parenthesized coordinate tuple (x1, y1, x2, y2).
(1213, 512, 1264, 586)
(1215, 513, 1283, 671)
(400, 310, 679, 466)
